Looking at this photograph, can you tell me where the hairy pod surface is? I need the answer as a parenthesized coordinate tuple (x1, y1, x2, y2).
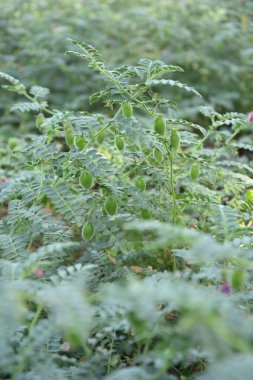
(64, 121, 74, 147)
(65, 133, 74, 147)
(153, 147, 164, 163)
(82, 222, 95, 241)
(105, 196, 118, 216)
(190, 164, 200, 180)
(115, 136, 125, 151)
(74, 135, 85, 150)
(154, 115, 166, 136)
(170, 129, 181, 151)
(122, 101, 133, 118)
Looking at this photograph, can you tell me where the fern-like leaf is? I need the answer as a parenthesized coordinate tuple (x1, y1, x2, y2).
(10, 102, 43, 113)
(29, 85, 50, 99)
(0, 71, 26, 94)
(145, 79, 202, 97)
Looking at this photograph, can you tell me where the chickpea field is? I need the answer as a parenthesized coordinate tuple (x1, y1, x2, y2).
(0, 1, 253, 379)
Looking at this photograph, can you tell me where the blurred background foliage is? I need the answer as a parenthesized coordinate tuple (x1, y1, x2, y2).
(1, 0, 253, 125)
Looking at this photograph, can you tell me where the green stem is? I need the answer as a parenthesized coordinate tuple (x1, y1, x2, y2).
(93, 60, 155, 118)
(61, 106, 123, 178)
(81, 106, 122, 154)
(169, 151, 177, 223)
(106, 341, 114, 374)
(33, 163, 45, 205)
(24, 91, 54, 115)
(28, 303, 44, 334)
(87, 192, 107, 217)
(225, 129, 241, 144)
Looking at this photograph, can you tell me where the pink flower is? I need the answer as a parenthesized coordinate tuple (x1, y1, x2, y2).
(1, 177, 7, 183)
(219, 282, 231, 295)
(60, 342, 70, 352)
(248, 113, 253, 122)
(34, 268, 45, 277)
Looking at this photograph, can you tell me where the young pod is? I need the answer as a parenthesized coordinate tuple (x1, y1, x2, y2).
(104, 196, 118, 216)
(135, 177, 146, 191)
(245, 189, 253, 202)
(36, 113, 44, 130)
(8, 138, 18, 150)
(65, 132, 74, 148)
(170, 129, 180, 151)
(122, 101, 133, 118)
(154, 115, 166, 136)
(79, 171, 93, 190)
(96, 129, 106, 144)
(82, 222, 95, 241)
(115, 136, 125, 151)
(232, 268, 245, 291)
(64, 121, 74, 148)
(74, 135, 85, 150)
(153, 147, 164, 163)
(190, 163, 200, 181)
(140, 208, 152, 219)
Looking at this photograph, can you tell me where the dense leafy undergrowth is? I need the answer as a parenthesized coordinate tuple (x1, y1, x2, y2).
(1, 0, 253, 126)
(0, 41, 253, 379)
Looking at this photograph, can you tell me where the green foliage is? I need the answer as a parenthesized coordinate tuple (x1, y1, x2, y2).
(1, 0, 253, 126)
(0, 38, 253, 380)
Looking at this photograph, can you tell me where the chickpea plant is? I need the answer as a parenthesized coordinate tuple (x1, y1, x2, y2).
(0, 41, 253, 379)
(63, 40, 208, 229)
